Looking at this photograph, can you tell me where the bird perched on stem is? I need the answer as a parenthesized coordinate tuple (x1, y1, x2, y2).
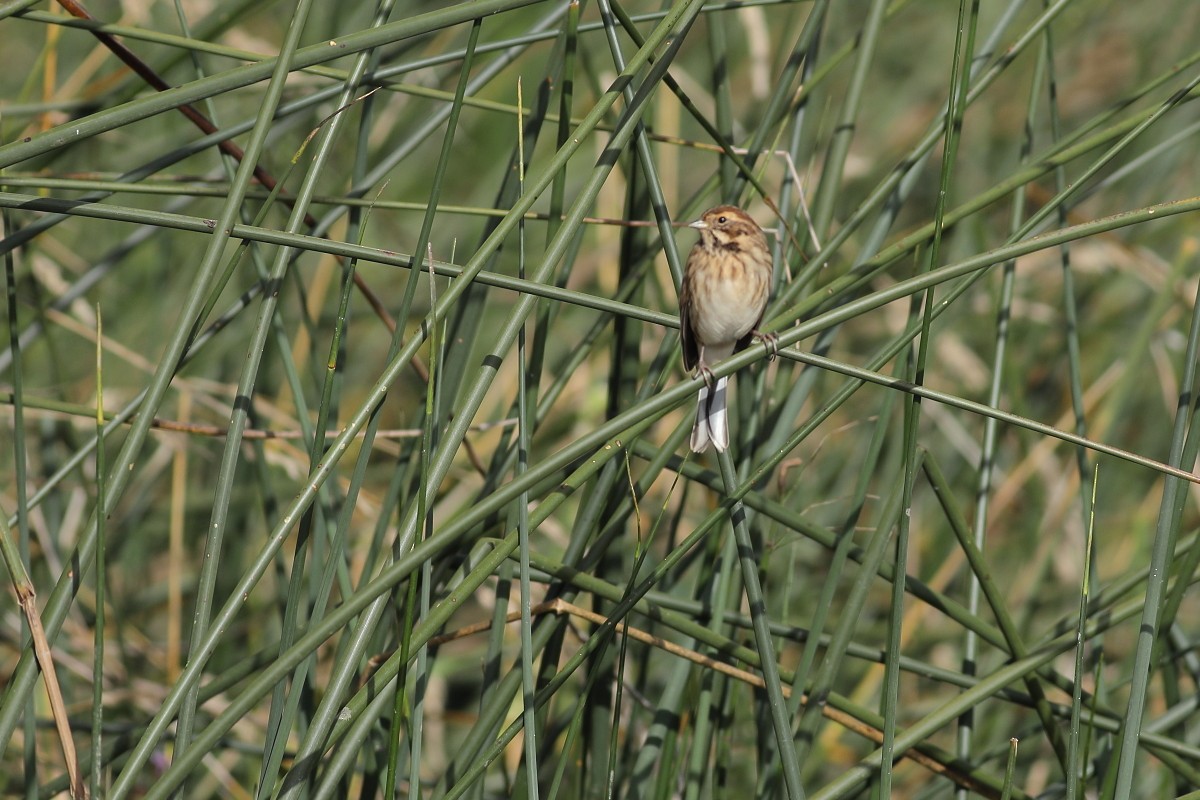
(679, 205, 776, 453)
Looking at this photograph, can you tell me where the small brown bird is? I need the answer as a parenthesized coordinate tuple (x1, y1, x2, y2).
(679, 205, 775, 452)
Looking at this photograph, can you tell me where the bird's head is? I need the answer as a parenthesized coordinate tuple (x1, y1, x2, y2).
(688, 205, 765, 252)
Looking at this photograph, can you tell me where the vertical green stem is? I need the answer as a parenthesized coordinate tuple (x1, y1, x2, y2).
(515, 75, 541, 800)
(716, 449, 805, 799)
(90, 307, 106, 799)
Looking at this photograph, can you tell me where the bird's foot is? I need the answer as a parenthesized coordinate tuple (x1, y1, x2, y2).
(752, 329, 780, 361)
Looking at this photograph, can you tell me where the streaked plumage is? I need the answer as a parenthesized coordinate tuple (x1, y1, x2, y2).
(679, 205, 773, 452)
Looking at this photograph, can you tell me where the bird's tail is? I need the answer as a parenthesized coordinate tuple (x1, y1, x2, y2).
(691, 376, 729, 453)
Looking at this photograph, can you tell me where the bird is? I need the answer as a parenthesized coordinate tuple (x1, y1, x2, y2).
(678, 205, 775, 453)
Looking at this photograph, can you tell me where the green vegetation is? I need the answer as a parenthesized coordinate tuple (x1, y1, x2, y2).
(3, 0, 1200, 796)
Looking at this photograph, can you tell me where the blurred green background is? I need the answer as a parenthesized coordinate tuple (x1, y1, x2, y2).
(3, 0, 1200, 796)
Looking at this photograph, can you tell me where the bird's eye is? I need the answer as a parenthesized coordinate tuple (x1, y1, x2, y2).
(717, 216, 727, 224)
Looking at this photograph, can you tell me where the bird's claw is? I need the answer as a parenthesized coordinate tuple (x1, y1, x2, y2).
(753, 330, 780, 362)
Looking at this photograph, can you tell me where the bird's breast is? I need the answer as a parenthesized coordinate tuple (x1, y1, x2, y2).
(688, 256, 769, 347)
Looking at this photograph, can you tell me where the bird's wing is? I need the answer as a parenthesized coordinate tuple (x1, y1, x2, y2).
(679, 280, 699, 370)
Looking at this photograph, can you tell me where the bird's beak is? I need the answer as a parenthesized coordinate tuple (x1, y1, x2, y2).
(689, 219, 708, 230)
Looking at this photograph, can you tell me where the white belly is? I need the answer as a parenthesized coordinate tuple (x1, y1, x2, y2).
(691, 273, 763, 355)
